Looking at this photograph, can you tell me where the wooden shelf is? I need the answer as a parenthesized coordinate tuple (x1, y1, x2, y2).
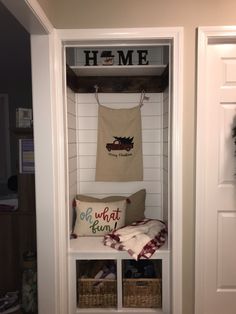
(69, 236, 169, 259)
(76, 308, 164, 314)
(71, 65, 167, 77)
(11, 127, 33, 136)
(0, 210, 35, 216)
(67, 64, 169, 93)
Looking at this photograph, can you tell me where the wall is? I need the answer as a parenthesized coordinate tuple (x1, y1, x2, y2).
(67, 87, 78, 230)
(0, 2, 32, 182)
(35, 0, 236, 313)
(163, 88, 169, 226)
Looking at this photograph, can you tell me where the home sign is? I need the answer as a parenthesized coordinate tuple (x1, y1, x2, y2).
(66, 46, 164, 68)
(84, 49, 149, 66)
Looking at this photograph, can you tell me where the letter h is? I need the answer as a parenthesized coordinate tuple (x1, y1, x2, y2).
(84, 50, 98, 66)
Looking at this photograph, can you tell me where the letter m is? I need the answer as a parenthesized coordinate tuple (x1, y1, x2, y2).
(117, 50, 134, 65)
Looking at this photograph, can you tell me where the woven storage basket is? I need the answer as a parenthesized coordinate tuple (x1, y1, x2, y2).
(78, 278, 117, 308)
(123, 278, 162, 308)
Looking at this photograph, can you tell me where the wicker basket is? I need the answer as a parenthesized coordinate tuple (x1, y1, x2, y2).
(77, 278, 117, 308)
(123, 278, 162, 308)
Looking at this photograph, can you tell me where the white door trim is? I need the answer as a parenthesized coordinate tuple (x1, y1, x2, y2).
(195, 26, 236, 314)
(57, 27, 184, 314)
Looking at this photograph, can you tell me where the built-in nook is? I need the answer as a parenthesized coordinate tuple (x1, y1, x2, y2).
(65, 41, 172, 314)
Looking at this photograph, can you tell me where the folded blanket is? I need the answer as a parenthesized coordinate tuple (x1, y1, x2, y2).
(103, 219, 167, 260)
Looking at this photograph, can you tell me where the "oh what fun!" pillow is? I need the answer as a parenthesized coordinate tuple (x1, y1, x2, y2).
(74, 199, 127, 236)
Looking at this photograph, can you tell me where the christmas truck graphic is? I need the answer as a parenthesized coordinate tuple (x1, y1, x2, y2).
(106, 136, 134, 152)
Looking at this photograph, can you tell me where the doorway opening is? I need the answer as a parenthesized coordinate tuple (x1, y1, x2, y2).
(60, 31, 182, 314)
(0, 3, 37, 313)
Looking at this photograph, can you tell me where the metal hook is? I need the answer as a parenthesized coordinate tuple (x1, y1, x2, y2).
(94, 85, 99, 93)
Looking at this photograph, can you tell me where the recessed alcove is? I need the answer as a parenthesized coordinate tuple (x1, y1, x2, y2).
(65, 41, 171, 313)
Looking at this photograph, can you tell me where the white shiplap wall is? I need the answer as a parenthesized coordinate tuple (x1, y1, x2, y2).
(76, 93, 164, 220)
(67, 87, 78, 228)
(163, 88, 169, 224)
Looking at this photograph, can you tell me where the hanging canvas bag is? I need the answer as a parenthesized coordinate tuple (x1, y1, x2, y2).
(95, 104, 143, 181)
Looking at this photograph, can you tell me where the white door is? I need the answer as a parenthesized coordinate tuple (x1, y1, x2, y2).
(196, 43, 236, 314)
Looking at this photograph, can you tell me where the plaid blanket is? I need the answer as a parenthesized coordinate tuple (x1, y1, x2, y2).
(103, 219, 167, 260)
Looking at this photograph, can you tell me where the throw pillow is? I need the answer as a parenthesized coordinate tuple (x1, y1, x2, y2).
(76, 189, 146, 225)
(74, 199, 127, 236)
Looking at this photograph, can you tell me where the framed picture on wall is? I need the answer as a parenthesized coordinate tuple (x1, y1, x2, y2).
(19, 138, 35, 174)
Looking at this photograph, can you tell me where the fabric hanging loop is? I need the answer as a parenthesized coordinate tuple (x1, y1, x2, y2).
(94, 85, 101, 106)
(139, 90, 145, 107)
(139, 90, 150, 107)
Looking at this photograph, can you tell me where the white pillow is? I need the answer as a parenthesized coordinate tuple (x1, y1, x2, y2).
(74, 199, 127, 236)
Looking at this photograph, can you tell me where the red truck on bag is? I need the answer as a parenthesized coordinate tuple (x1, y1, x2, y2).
(106, 137, 134, 152)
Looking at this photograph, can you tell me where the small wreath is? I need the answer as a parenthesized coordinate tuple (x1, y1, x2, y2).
(233, 125, 236, 177)
(233, 126, 236, 156)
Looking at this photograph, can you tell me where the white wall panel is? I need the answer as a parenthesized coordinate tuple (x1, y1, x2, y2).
(68, 143, 77, 158)
(68, 129, 76, 143)
(143, 168, 162, 181)
(142, 116, 162, 129)
(68, 157, 77, 173)
(143, 155, 161, 168)
(69, 170, 77, 188)
(67, 113, 77, 129)
(67, 97, 76, 115)
(143, 142, 162, 155)
(68, 183, 77, 220)
(163, 87, 169, 224)
(163, 155, 168, 171)
(79, 168, 161, 182)
(146, 193, 162, 207)
(142, 129, 162, 142)
(66, 87, 78, 229)
(79, 181, 161, 194)
(163, 128, 168, 142)
(78, 130, 97, 142)
(78, 117, 97, 129)
(145, 206, 162, 220)
(78, 143, 96, 156)
(163, 111, 169, 128)
(79, 156, 96, 169)
(163, 142, 168, 156)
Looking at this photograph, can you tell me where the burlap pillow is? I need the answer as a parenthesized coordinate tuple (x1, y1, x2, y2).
(76, 189, 146, 226)
(74, 199, 127, 236)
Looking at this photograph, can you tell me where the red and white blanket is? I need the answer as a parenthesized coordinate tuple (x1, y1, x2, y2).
(103, 219, 167, 260)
